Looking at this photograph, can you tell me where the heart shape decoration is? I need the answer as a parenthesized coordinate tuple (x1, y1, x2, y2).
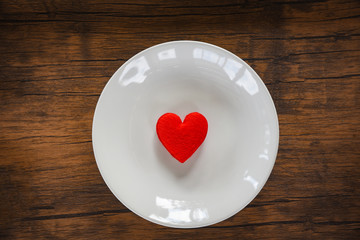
(156, 112, 208, 163)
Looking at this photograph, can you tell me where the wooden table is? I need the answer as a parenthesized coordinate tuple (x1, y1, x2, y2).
(1, 0, 359, 239)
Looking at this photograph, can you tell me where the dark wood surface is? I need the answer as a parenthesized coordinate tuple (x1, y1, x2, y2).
(1, 0, 359, 239)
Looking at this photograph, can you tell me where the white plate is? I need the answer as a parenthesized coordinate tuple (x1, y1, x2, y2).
(92, 41, 279, 228)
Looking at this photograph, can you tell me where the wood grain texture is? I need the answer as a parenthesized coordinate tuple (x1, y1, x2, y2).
(0, 0, 359, 239)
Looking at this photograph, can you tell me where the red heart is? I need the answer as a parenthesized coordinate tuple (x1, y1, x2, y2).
(156, 112, 208, 163)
